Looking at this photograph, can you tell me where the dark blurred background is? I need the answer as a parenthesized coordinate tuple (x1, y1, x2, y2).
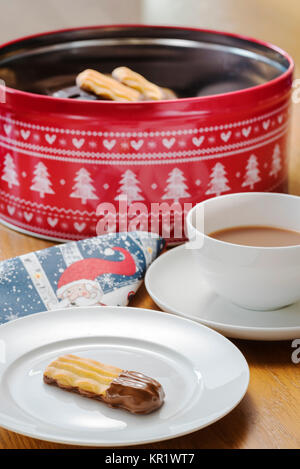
(0, 0, 299, 67)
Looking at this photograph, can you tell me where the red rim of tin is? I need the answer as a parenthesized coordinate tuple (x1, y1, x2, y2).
(0, 24, 294, 114)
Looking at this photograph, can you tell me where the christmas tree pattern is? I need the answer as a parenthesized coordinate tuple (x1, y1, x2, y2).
(30, 162, 54, 198)
(269, 144, 282, 177)
(115, 170, 144, 204)
(70, 168, 98, 205)
(162, 168, 191, 203)
(242, 154, 261, 189)
(205, 162, 230, 196)
(1, 153, 19, 189)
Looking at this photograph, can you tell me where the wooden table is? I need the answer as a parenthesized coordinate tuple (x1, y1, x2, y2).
(1, 61, 300, 454)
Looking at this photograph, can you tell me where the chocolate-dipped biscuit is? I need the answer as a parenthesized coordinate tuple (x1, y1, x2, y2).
(43, 354, 165, 414)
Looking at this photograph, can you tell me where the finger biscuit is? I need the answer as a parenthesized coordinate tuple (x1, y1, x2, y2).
(44, 354, 165, 414)
(161, 87, 178, 100)
(76, 69, 141, 102)
(112, 66, 166, 101)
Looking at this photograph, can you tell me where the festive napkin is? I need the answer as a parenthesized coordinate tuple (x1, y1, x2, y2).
(0, 231, 165, 324)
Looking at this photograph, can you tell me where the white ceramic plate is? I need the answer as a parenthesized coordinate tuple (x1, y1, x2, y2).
(0, 306, 249, 447)
(145, 245, 300, 341)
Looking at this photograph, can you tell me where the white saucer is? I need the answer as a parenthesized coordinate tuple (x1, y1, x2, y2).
(0, 306, 249, 446)
(145, 245, 300, 341)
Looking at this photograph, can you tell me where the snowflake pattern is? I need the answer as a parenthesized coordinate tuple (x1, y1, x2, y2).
(100, 273, 115, 288)
(80, 237, 103, 254)
(37, 249, 53, 261)
(0, 259, 17, 284)
(4, 311, 20, 322)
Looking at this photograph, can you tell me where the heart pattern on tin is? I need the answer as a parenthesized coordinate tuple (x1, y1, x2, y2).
(220, 131, 232, 142)
(24, 212, 33, 222)
(7, 205, 15, 216)
(20, 129, 31, 140)
(192, 136, 205, 147)
(74, 222, 86, 232)
(130, 140, 144, 151)
(262, 120, 270, 130)
(103, 139, 116, 150)
(242, 126, 252, 138)
(4, 124, 12, 136)
(47, 217, 58, 227)
(72, 138, 85, 149)
(45, 134, 56, 145)
(162, 137, 176, 149)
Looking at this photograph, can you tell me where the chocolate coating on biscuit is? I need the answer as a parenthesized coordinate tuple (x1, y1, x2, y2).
(103, 371, 165, 414)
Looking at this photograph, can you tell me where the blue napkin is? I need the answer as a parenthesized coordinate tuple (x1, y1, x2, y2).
(0, 231, 164, 323)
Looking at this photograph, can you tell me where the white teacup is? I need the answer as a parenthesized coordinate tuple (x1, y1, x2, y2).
(186, 193, 300, 310)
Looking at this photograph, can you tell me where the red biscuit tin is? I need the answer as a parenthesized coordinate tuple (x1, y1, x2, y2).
(0, 25, 294, 242)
